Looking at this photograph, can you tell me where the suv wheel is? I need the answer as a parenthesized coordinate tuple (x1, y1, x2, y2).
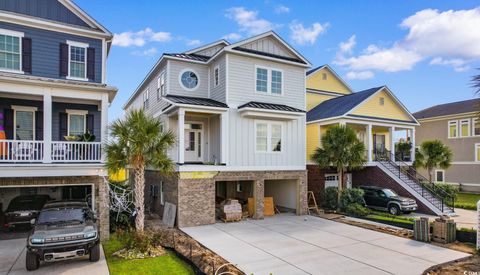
(89, 244, 100, 262)
(388, 205, 400, 215)
(25, 251, 39, 271)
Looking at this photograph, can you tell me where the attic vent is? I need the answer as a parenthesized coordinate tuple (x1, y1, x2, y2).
(379, 97, 385, 106)
(322, 73, 327, 80)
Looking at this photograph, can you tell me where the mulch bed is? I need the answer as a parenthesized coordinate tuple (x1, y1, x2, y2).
(423, 255, 480, 275)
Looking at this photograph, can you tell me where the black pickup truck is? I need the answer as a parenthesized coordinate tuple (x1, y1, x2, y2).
(359, 186, 418, 215)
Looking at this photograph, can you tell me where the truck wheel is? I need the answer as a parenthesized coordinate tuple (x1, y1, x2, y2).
(388, 205, 400, 215)
(25, 251, 39, 271)
(89, 244, 100, 262)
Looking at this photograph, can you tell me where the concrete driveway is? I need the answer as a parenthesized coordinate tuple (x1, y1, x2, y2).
(0, 238, 109, 275)
(182, 214, 469, 275)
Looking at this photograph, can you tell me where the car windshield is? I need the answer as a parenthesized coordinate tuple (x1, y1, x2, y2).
(6, 196, 47, 212)
(383, 189, 398, 197)
(37, 209, 86, 225)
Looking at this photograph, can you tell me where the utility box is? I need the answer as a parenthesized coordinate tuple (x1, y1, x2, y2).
(432, 216, 456, 244)
(414, 217, 430, 242)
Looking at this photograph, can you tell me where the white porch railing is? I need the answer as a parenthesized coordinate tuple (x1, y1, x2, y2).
(0, 140, 44, 162)
(51, 141, 102, 162)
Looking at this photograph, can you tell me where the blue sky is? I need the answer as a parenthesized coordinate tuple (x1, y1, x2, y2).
(76, 0, 480, 121)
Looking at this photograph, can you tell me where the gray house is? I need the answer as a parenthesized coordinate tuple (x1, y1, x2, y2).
(414, 99, 480, 191)
(0, 0, 117, 239)
(125, 31, 310, 227)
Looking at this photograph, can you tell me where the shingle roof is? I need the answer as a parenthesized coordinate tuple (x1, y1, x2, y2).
(413, 98, 480, 119)
(306, 65, 326, 76)
(232, 47, 307, 64)
(238, 101, 305, 113)
(165, 95, 228, 108)
(307, 87, 381, 122)
(164, 53, 210, 62)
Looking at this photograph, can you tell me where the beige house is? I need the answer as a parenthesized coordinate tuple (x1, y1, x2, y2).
(414, 99, 480, 191)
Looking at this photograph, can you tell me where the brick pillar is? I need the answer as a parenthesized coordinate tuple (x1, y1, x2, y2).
(298, 171, 308, 215)
(96, 176, 110, 241)
(254, 179, 264, 219)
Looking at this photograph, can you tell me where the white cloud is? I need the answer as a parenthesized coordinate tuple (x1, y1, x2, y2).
(333, 7, 480, 76)
(289, 21, 329, 45)
(339, 35, 356, 54)
(222, 33, 242, 41)
(131, 47, 158, 57)
(345, 70, 374, 80)
(275, 5, 290, 14)
(113, 28, 171, 47)
(225, 7, 276, 35)
(186, 39, 202, 46)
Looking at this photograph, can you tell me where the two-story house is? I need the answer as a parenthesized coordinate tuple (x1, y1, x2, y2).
(0, 0, 117, 239)
(124, 31, 310, 227)
(414, 99, 480, 192)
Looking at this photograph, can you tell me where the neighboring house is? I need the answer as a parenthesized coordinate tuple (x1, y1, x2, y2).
(124, 31, 310, 227)
(414, 99, 480, 191)
(305, 65, 453, 215)
(0, 0, 117, 239)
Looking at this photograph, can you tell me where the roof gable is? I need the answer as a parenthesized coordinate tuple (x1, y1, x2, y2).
(185, 40, 229, 57)
(306, 65, 352, 94)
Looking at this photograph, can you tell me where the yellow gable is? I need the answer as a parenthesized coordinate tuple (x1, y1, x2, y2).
(307, 67, 351, 94)
(350, 89, 412, 121)
(306, 93, 337, 111)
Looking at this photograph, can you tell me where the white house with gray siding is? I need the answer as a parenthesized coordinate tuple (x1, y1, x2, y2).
(124, 31, 310, 228)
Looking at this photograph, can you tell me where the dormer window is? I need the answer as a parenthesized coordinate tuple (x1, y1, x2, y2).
(0, 29, 24, 73)
(67, 41, 88, 81)
(179, 69, 199, 91)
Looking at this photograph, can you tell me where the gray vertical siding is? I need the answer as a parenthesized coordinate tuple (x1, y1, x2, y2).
(0, 22, 103, 83)
(0, 0, 90, 28)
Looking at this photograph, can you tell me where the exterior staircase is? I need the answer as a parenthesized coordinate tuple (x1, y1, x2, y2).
(375, 150, 455, 216)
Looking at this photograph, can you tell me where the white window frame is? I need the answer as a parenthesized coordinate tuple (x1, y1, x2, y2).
(0, 29, 24, 74)
(160, 181, 164, 205)
(254, 65, 284, 95)
(12, 105, 37, 140)
(143, 89, 149, 109)
(472, 118, 480, 137)
(178, 68, 200, 92)
(66, 109, 88, 136)
(66, 40, 89, 81)
(236, 182, 242, 192)
(448, 120, 458, 139)
(379, 97, 385, 106)
(157, 72, 166, 99)
(475, 143, 480, 162)
(214, 65, 219, 87)
(460, 119, 470, 138)
(254, 120, 284, 153)
(434, 169, 445, 183)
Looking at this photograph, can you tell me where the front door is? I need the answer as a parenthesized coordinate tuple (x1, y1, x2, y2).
(373, 134, 386, 159)
(184, 123, 203, 162)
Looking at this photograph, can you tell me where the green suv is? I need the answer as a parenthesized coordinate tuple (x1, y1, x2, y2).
(25, 201, 100, 271)
(359, 186, 418, 215)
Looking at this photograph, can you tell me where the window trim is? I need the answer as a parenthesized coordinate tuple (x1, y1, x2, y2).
(160, 181, 164, 205)
(434, 169, 445, 183)
(254, 120, 284, 153)
(0, 28, 24, 74)
(143, 88, 149, 108)
(254, 65, 284, 96)
(12, 105, 37, 140)
(475, 143, 480, 162)
(473, 118, 480, 137)
(66, 109, 88, 136)
(66, 40, 89, 81)
(379, 97, 385, 106)
(460, 119, 470, 138)
(157, 72, 166, 99)
(178, 68, 200, 92)
(214, 65, 219, 87)
(448, 120, 458, 139)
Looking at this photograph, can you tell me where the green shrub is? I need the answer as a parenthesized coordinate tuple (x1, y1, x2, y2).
(110, 211, 133, 233)
(436, 183, 459, 199)
(345, 203, 370, 217)
(339, 188, 365, 211)
(324, 187, 338, 210)
(455, 202, 477, 210)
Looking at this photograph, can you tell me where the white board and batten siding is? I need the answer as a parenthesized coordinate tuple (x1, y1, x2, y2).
(237, 36, 298, 60)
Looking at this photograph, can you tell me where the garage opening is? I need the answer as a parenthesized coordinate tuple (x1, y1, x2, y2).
(215, 181, 253, 221)
(264, 179, 298, 214)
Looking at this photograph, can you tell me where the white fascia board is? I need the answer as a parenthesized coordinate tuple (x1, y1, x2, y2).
(58, 0, 113, 36)
(0, 164, 106, 178)
(224, 49, 310, 68)
(176, 165, 306, 172)
(239, 107, 305, 118)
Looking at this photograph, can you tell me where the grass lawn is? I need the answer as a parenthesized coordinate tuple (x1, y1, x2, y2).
(455, 193, 480, 210)
(103, 234, 195, 275)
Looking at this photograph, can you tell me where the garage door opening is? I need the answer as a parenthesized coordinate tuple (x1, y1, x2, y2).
(264, 179, 298, 214)
(215, 181, 253, 221)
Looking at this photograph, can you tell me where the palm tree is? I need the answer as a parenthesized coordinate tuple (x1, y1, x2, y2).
(312, 125, 366, 193)
(413, 140, 452, 183)
(105, 109, 176, 231)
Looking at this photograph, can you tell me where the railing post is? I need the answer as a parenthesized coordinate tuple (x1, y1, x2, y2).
(43, 91, 52, 163)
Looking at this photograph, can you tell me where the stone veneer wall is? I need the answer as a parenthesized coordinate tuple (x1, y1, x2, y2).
(0, 176, 110, 240)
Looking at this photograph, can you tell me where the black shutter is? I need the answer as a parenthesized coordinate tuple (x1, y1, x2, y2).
(22, 37, 32, 74)
(86, 114, 94, 137)
(87, 47, 95, 81)
(59, 112, 68, 140)
(35, 111, 43, 140)
(4, 109, 13, 139)
(59, 43, 69, 77)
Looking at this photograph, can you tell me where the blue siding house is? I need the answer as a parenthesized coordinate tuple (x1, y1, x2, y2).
(0, 0, 117, 240)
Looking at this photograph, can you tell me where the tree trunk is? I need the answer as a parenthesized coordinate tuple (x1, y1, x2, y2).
(428, 168, 433, 184)
(134, 163, 145, 231)
(337, 168, 344, 209)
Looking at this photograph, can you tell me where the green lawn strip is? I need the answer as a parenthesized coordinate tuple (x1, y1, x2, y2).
(454, 193, 480, 210)
(103, 234, 195, 275)
(365, 214, 414, 225)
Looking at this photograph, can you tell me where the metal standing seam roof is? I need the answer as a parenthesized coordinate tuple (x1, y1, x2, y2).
(164, 53, 211, 62)
(165, 94, 228, 108)
(307, 87, 381, 122)
(238, 101, 305, 113)
(232, 47, 307, 64)
(413, 98, 480, 119)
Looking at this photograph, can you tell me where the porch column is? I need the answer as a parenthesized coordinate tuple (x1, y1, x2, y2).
(100, 94, 109, 162)
(389, 126, 395, 161)
(43, 91, 52, 163)
(178, 109, 185, 164)
(410, 128, 416, 162)
(366, 124, 373, 162)
(220, 111, 229, 165)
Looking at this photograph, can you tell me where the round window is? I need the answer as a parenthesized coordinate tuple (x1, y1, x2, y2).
(180, 70, 199, 90)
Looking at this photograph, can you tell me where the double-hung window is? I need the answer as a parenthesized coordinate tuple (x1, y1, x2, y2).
(255, 66, 283, 95)
(473, 118, 480, 136)
(143, 89, 149, 109)
(435, 170, 445, 183)
(255, 121, 283, 153)
(460, 119, 470, 137)
(214, 66, 219, 87)
(475, 143, 480, 162)
(0, 29, 23, 72)
(157, 72, 166, 99)
(66, 109, 87, 136)
(448, 120, 458, 138)
(67, 41, 88, 80)
(12, 106, 36, 140)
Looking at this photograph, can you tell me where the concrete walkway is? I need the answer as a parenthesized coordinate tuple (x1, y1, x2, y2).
(182, 214, 469, 275)
(0, 238, 109, 275)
